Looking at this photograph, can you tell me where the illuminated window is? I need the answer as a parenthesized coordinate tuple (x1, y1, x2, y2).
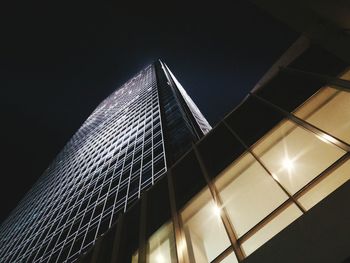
(181, 189, 232, 262)
(215, 153, 288, 237)
(146, 222, 177, 263)
(131, 251, 138, 263)
(252, 120, 345, 194)
(241, 203, 302, 256)
(294, 86, 350, 144)
(298, 159, 350, 210)
(340, 68, 350, 81)
(220, 252, 239, 263)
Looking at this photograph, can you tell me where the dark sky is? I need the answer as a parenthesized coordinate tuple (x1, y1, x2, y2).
(0, 1, 297, 223)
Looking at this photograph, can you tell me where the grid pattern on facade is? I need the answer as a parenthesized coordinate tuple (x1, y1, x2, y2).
(115, 68, 350, 263)
(175, 82, 350, 262)
(177, 72, 350, 263)
(0, 65, 167, 262)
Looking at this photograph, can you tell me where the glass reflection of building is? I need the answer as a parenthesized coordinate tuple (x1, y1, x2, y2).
(0, 61, 211, 263)
(77, 38, 350, 263)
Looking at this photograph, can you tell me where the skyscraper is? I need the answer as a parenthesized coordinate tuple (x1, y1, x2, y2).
(0, 60, 211, 263)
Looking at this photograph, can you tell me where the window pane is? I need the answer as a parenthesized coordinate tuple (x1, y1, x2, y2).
(298, 159, 350, 210)
(215, 153, 288, 237)
(131, 251, 138, 263)
(340, 68, 350, 81)
(220, 252, 238, 263)
(294, 86, 350, 143)
(147, 222, 177, 263)
(253, 120, 345, 194)
(242, 204, 302, 256)
(181, 189, 231, 263)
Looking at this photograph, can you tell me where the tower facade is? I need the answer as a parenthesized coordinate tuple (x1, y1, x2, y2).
(0, 61, 211, 262)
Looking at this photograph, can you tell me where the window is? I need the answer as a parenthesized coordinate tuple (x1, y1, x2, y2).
(294, 86, 350, 143)
(298, 159, 350, 210)
(252, 120, 345, 194)
(146, 222, 177, 263)
(215, 153, 288, 237)
(131, 252, 138, 263)
(220, 252, 239, 263)
(340, 68, 350, 81)
(181, 189, 232, 262)
(241, 203, 302, 256)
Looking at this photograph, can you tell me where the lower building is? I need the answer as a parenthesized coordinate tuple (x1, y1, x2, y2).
(77, 36, 350, 263)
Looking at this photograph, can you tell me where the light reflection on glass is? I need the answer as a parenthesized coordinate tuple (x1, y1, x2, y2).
(181, 189, 231, 262)
(253, 120, 345, 194)
(147, 222, 177, 263)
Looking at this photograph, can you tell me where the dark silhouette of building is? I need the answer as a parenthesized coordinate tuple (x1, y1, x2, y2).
(0, 61, 211, 263)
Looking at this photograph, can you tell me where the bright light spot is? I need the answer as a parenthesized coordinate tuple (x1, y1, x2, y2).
(282, 158, 294, 171)
(155, 253, 164, 263)
(178, 238, 186, 255)
(213, 204, 221, 217)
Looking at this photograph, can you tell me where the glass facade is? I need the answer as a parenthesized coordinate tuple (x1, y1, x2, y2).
(0, 62, 211, 262)
(215, 153, 289, 238)
(297, 159, 350, 210)
(294, 86, 350, 144)
(81, 65, 350, 263)
(181, 189, 231, 262)
(253, 119, 345, 195)
(146, 222, 176, 263)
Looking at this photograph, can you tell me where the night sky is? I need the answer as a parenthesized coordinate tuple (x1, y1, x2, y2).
(0, 1, 297, 223)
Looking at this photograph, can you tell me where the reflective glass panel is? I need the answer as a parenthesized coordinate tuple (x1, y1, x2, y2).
(147, 222, 177, 263)
(181, 189, 231, 263)
(131, 251, 138, 263)
(340, 68, 350, 81)
(215, 153, 288, 237)
(294, 86, 350, 143)
(220, 252, 238, 263)
(242, 204, 302, 256)
(253, 120, 345, 194)
(298, 159, 350, 210)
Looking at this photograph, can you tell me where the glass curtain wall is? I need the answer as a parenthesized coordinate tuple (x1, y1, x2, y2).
(130, 74, 350, 263)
